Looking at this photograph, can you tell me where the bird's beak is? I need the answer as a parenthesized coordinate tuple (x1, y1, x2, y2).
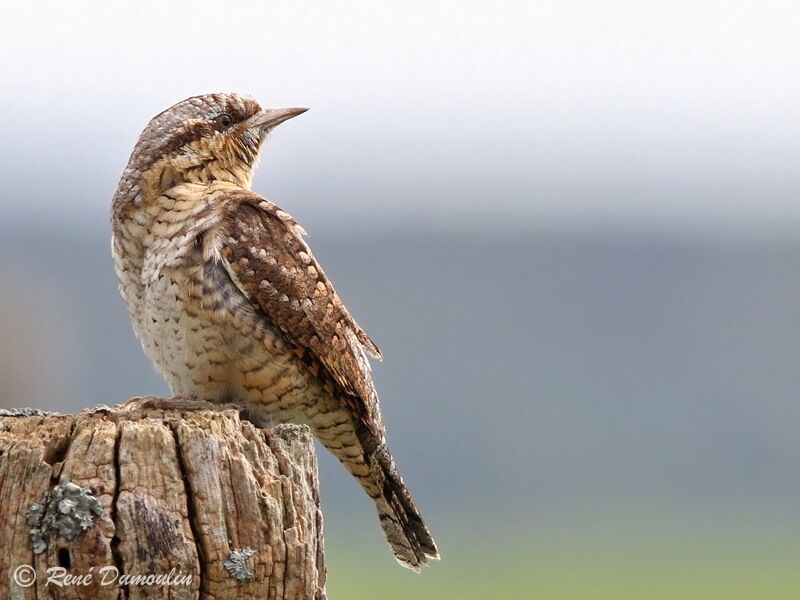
(252, 107, 309, 132)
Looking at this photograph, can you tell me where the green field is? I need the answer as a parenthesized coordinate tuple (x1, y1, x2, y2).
(325, 517, 800, 599)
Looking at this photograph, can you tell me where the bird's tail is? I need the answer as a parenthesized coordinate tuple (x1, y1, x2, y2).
(311, 413, 439, 570)
(366, 441, 440, 570)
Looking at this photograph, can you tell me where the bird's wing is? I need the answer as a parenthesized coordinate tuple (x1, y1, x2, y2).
(214, 190, 382, 420)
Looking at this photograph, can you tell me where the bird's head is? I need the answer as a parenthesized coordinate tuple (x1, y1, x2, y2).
(118, 93, 307, 198)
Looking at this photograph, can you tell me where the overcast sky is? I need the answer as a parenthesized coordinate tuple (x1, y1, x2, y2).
(1, 1, 799, 236)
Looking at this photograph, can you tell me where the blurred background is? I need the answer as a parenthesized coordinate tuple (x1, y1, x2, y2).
(2, 1, 800, 597)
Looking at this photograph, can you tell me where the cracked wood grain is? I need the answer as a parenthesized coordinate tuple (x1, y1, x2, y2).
(0, 406, 326, 600)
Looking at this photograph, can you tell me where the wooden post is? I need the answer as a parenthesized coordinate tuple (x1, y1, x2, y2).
(0, 405, 326, 599)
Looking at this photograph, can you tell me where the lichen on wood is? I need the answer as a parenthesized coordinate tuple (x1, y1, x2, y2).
(0, 404, 327, 600)
(26, 478, 104, 554)
(224, 547, 258, 581)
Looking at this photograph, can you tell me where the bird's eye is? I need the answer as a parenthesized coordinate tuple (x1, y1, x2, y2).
(214, 113, 234, 129)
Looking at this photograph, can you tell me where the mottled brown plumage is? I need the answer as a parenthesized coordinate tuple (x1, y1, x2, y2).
(111, 93, 438, 569)
(218, 195, 383, 423)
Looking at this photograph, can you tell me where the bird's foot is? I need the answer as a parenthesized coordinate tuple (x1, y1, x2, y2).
(118, 395, 235, 413)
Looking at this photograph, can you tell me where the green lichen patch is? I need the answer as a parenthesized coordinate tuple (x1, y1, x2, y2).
(26, 478, 104, 554)
(223, 547, 258, 580)
(0, 407, 57, 417)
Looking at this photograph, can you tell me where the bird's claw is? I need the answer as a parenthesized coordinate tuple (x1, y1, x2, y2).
(118, 396, 242, 414)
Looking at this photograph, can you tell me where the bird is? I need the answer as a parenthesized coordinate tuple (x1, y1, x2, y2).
(111, 93, 439, 570)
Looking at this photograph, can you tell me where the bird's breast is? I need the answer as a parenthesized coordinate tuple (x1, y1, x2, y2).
(113, 189, 330, 416)
(131, 246, 316, 414)
(135, 257, 230, 400)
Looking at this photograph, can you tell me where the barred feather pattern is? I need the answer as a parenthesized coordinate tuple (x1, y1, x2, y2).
(111, 93, 438, 569)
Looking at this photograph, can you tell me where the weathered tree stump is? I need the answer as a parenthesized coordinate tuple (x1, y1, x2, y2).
(0, 405, 326, 599)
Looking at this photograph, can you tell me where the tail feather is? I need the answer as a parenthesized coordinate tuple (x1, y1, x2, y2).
(305, 401, 439, 569)
(368, 443, 439, 570)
